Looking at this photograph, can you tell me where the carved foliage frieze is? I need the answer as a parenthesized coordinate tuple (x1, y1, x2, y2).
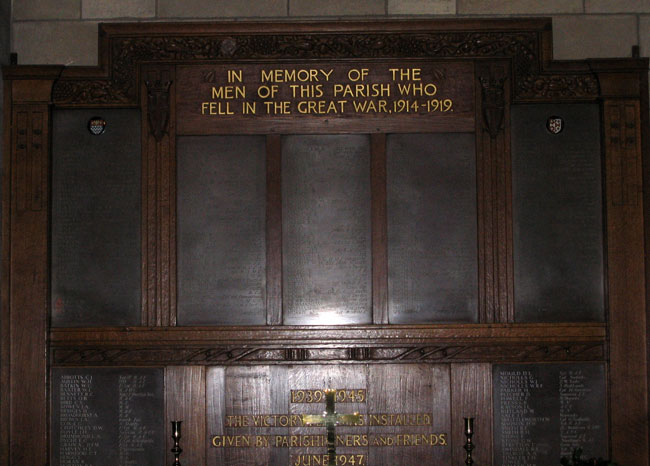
(52, 29, 598, 105)
(51, 342, 605, 366)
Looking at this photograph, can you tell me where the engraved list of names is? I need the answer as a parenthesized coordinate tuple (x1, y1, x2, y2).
(493, 364, 607, 466)
(52, 368, 164, 466)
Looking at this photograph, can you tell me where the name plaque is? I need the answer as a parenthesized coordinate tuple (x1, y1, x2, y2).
(493, 364, 607, 466)
(176, 61, 474, 132)
(51, 368, 164, 466)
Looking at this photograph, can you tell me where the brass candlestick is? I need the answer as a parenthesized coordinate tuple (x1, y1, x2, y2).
(171, 421, 183, 466)
(464, 417, 474, 465)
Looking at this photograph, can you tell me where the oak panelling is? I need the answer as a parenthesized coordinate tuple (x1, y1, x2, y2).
(475, 61, 513, 324)
(8, 102, 50, 466)
(604, 99, 649, 466)
(266, 135, 283, 325)
(371, 134, 388, 325)
(451, 363, 492, 466)
(220, 366, 274, 465)
(166, 366, 206, 466)
(206, 367, 226, 466)
(141, 65, 177, 326)
(367, 365, 451, 466)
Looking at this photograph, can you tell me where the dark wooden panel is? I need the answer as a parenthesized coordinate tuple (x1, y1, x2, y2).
(493, 363, 607, 466)
(282, 135, 372, 325)
(51, 109, 141, 326)
(387, 133, 477, 323)
(206, 367, 226, 466)
(208, 366, 275, 465)
(165, 366, 205, 466)
(368, 365, 450, 466)
(177, 135, 266, 325)
(512, 104, 604, 322)
(51, 368, 164, 466)
(206, 364, 452, 465)
(450, 363, 492, 466)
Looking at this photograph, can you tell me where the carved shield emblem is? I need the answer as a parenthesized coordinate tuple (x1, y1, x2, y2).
(546, 116, 564, 134)
(87, 116, 106, 135)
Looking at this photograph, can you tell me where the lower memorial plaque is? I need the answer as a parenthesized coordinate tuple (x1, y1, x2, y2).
(207, 364, 450, 466)
(51, 368, 164, 466)
(493, 363, 607, 466)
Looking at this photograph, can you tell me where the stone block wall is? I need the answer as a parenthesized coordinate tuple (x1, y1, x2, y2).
(8, 0, 650, 65)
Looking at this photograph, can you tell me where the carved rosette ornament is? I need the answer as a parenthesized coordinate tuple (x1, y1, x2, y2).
(52, 28, 598, 105)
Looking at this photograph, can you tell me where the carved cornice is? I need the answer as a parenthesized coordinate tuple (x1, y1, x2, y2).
(51, 342, 605, 366)
(52, 29, 598, 105)
(49, 324, 606, 365)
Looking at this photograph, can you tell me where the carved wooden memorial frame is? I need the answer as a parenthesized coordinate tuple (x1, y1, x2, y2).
(1, 19, 648, 465)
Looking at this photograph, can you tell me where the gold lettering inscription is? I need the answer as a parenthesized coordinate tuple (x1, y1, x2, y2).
(210, 433, 448, 448)
(261, 68, 334, 83)
(291, 389, 366, 404)
(195, 65, 460, 117)
(291, 454, 367, 466)
(222, 412, 433, 427)
(211, 85, 245, 99)
(370, 433, 447, 447)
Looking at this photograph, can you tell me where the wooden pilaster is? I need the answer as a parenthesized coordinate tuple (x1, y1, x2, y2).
(475, 61, 514, 323)
(141, 65, 177, 326)
(1, 74, 58, 466)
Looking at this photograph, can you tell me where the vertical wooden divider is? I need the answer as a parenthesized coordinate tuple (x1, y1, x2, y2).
(141, 65, 177, 326)
(603, 99, 649, 465)
(0, 79, 10, 466)
(2, 77, 57, 466)
(475, 61, 514, 324)
(451, 363, 492, 466)
(166, 366, 206, 466)
(371, 133, 388, 324)
(267, 134, 282, 325)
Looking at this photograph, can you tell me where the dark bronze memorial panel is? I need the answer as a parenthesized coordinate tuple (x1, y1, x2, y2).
(177, 135, 266, 325)
(387, 133, 477, 323)
(282, 135, 372, 325)
(51, 367, 164, 466)
(51, 109, 141, 326)
(512, 104, 604, 322)
(493, 363, 607, 466)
